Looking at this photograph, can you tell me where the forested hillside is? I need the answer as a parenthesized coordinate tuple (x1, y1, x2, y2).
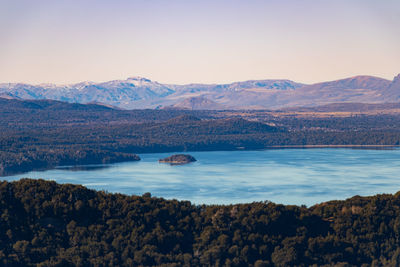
(1, 98, 400, 176)
(1, 179, 400, 266)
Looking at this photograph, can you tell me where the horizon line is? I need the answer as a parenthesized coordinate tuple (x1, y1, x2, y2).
(0, 73, 398, 87)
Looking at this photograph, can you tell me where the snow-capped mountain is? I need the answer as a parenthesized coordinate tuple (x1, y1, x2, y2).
(0, 75, 399, 109)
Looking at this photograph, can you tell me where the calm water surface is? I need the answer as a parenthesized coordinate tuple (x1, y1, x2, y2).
(4, 148, 400, 206)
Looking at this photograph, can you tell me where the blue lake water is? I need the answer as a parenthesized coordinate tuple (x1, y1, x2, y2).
(3, 148, 400, 206)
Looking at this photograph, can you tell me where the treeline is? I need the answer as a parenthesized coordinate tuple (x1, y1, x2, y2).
(0, 149, 140, 176)
(274, 115, 400, 131)
(1, 179, 400, 266)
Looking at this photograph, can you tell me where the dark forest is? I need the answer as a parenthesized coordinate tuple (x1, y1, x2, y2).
(1, 179, 400, 266)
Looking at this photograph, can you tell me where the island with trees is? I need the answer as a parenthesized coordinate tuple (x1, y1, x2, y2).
(159, 154, 197, 165)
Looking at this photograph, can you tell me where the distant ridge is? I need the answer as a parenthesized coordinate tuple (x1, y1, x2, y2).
(383, 74, 400, 102)
(0, 97, 114, 111)
(282, 102, 400, 113)
(165, 96, 229, 110)
(0, 74, 399, 110)
(0, 92, 20, 100)
(166, 115, 202, 124)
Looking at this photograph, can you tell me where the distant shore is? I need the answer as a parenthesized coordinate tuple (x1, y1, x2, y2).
(265, 144, 400, 148)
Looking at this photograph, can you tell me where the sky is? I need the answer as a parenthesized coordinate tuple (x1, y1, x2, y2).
(0, 0, 399, 85)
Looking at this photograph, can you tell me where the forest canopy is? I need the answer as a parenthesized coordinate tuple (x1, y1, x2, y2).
(1, 179, 400, 266)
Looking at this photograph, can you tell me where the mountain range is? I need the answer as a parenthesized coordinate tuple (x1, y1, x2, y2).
(1, 74, 399, 110)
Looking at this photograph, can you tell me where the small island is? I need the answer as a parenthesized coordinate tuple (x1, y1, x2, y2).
(159, 154, 197, 165)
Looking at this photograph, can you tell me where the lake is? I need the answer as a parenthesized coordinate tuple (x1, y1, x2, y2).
(3, 148, 400, 206)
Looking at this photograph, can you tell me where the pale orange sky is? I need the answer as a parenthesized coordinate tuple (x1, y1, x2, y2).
(0, 0, 399, 85)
